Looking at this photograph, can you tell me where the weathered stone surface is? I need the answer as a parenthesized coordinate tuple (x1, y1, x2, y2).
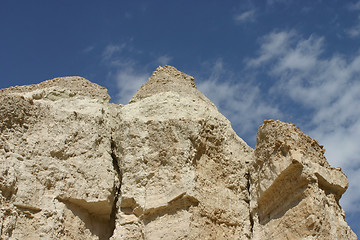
(112, 66, 253, 239)
(0, 77, 121, 239)
(250, 120, 356, 240)
(0, 66, 357, 239)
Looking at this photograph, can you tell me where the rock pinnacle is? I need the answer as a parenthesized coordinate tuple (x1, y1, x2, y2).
(129, 65, 197, 103)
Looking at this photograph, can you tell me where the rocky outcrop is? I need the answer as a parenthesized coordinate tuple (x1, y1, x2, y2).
(0, 66, 357, 239)
(0, 77, 121, 239)
(111, 66, 253, 239)
(250, 120, 355, 239)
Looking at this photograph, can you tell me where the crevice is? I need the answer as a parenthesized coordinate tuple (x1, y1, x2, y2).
(245, 170, 254, 236)
(245, 172, 251, 196)
(109, 137, 122, 238)
(249, 212, 254, 236)
(110, 138, 122, 182)
(54, 135, 123, 240)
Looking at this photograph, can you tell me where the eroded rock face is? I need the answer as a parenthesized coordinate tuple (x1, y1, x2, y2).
(0, 77, 121, 239)
(250, 120, 356, 240)
(0, 66, 357, 239)
(112, 66, 253, 239)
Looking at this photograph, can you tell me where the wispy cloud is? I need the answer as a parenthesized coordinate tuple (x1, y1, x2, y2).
(155, 55, 172, 66)
(346, 16, 360, 38)
(273, 34, 324, 73)
(246, 30, 296, 67)
(234, 10, 256, 23)
(197, 59, 281, 142)
(82, 45, 94, 53)
(346, 3, 360, 38)
(101, 42, 174, 104)
(248, 30, 360, 213)
(113, 61, 149, 104)
(102, 43, 126, 61)
(347, 1, 360, 11)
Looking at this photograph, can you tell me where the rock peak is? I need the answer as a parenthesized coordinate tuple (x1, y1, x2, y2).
(129, 65, 197, 103)
(151, 65, 195, 85)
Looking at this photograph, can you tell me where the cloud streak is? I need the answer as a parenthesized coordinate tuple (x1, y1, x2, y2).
(101, 43, 174, 104)
(102, 43, 126, 61)
(246, 30, 296, 67)
(234, 10, 256, 23)
(197, 59, 281, 143)
(155, 55, 172, 66)
(346, 3, 360, 38)
(346, 17, 360, 38)
(114, 64, 149, 104)
(348, 1, 360, 11)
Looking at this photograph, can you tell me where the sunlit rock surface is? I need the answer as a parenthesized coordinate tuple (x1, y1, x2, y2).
(0, 66, 356, 239)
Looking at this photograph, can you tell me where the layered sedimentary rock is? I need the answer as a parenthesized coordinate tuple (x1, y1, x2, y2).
(0, 66, 357, 239)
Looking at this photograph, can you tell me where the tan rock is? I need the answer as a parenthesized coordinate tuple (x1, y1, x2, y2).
(0, 67, 356, 239)
(250, 120, 356, 239)
(111, 66, 253, 239)
(0, 77, 120, 239)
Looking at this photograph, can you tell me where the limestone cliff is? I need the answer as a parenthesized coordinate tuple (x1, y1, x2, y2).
(0, 66, 357, 239)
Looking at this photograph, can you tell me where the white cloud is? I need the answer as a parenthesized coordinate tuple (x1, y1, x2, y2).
(197, 59, 281, 141)
(102, 43, 126, 60)
(249, 30, 360, 215)
(101, 43, 149, 104)
(346, 21, 360, 38)
(113, 62, 149, 104)
(274, 35, 324, 72)
(343, 167, 360, 212)
(246, 30, 296, 67)
(346, 4, 360, 38)
(234, 10, 256, 23)
(155, 55, 172, 66)
(101, 43, 174, 104)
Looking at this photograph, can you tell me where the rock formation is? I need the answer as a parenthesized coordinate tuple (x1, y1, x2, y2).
(251, 120, 355, 239)
(0, 66, 357, 239)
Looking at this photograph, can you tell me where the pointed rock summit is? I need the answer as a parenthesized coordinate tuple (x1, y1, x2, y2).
(130, 65, 197, 103)
(0, 66, 357, 239)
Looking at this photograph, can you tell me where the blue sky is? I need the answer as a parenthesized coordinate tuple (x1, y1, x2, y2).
(1, 0, 360, 235)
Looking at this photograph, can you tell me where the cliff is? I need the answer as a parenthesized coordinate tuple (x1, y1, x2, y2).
(0, 66, 357, 239)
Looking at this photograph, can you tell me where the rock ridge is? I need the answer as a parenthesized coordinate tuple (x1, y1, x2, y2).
(1, 76, 110, 102)
(0, 66, 357, 239)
